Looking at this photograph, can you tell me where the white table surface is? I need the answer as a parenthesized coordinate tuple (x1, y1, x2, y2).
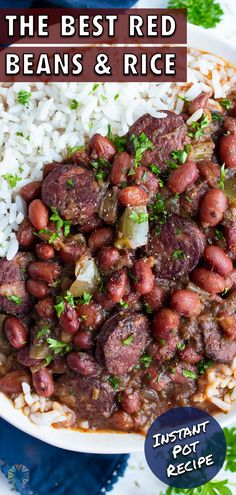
(1, 1, 236, 494)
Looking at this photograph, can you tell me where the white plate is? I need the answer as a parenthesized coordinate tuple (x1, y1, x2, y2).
(0, 24, 236, 454)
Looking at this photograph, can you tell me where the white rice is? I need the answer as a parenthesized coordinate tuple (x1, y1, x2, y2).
(0, 47, 235, 261)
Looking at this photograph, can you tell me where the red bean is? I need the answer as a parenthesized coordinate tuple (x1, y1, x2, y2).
(106, 269, 128, 303)
(26, 279, 49, 299)
(77, 302, 104, 330)
(134, 167, 159, 196)
(17, 347, 41, 367)
(188, 92, 210, 115)
(28, 261, 61, 285)
(167, 161, 199, 194)
(35, 297, 55, 318)
(143, 284, 165, 312)
(197, 161, 220, 186)
(36, 243, 55, 260)
(20, 181, 42, 202)
(67, 351, 100, 376)
(199, 188, 227, 227)
(73, 330, 93, 350)
(222, 117, 236, 135)
(93, 290, 116, 310)
(0, 370, 30, 394)
(152, 308, 179, 342)
(110, 152, 132, 185)
(88, 227, 114, 252)
(192, 268, 226, 293)
(97, 247, 120, 273)
(4, 316, 27, 349)
(59, 234, 87, 263)
(120, 390, 140, 414)
(49, 357, 69, 374)
(118, 186, 149, 207)
(204, 245, 233, 276)
(32, 368, 54, 397)
(16, 218, 35, 247)
(28, 199, 49, 230)
(220, 134, 236, 168)
(170, 289, 202, 317)
(89, 133, 116, 161)
(60, 304, 80, 335)
(132, 259, 154, 295)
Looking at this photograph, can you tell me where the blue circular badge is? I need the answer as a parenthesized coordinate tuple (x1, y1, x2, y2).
(144, 407, 226, 489)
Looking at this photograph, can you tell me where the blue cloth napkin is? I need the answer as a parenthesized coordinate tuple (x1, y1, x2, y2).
(0, 419, 129, 495)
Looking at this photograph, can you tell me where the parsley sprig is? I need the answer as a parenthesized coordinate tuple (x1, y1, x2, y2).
(46, 337, 72, 356)
(129, 132, 154, 174)
(50, 207, 71, 238)
(2, 174, 21, 189)
(107, 125, 127, 153)
(129, 211, 149, 224)
(167, 0, 224, 29)
(17, 90, 31, 106)
(188, 114, 210, 140)
(218, 164, 227, 190)
(160, 479, 233, 495)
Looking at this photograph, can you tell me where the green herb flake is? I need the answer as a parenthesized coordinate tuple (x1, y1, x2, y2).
(122, 335, 134, 346)
(17, 90, 31, 106)
(172, 249, 186, 259)
(218, 163, 227, 190)
(129, 211, 149, 224)
(168, 367, 175, 375)
(129, 132, 154, 171)
(89, 83, 99, 94)
(44, 355, 53, 366)
(220, 98, 232, 110)
(197, 359, 214, 375)
(167, 0, 224, 29)
(101, 94, 107, 102)
(78, 292, 92, 305)
(64, 291, 75, 308)
(6, 295, 22, 305)
(139, 354, 152, 369)
(50, 207, 71, 238)
(54, 297, 65, 318)
(107, 124, 127, 153)
(177, 342, 186, 351)
(160, 478, 232, 494)
(119, 299, 129, 309)
(16, 131, 24, 137)
(66, 178, 74, 188)
(2, 174, 21, 189)
(108, 375, 120, 391)
(36, 325, 51, 340)
(70, 99, 79, 110)
(188, 114, 210, 140)
(211, 111, 223, 124)
(215, 228, 225, 240)
(46, 338, 72, 356)
(177, 94, 189, 103)
(160, 338, 166, 347)
(150, 163, 161, 175)
(114, 93, 120, 101)
(144, 303, 153, 315)
(182, 369, 198, 380)
(67, 145, 84, 157)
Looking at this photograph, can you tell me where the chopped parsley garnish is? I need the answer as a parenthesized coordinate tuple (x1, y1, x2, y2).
(64, 291, 75, 308)
(130, 132, 154, 171)
(177, 94, 189, 103)
(171, 145, 191, 164)
(218, 163, 227, 190)
(66, 178, 74, 188)
(168, 366, 175, 375)
(129, 211, 149, 224)
(36, 326, 51, 340)
(46, 338, 72, 356)
(167, 0, 223, 29)
(150, 163, 161, 175)
(215, 228, 225, 240)
(160, 338, 166, 346)
(54, 297, 65, 318)
(16, 131, 24, 137)
(37, 228, 60, 245)
(149, 194, 167, 221)
(50, 207, 71, 238)
(119, 300, 129, 309)
(172, 249, 186, 259)
(160, 478, 233, 495)
(221, 287, 230, 297)
(78, 292, 92, 305)
(67, 145, 84, 157)
(114, 93, 120, 101)
(211, 111, 223, 124)
(220, 98, 232, 110)
(108, 375, 120, 391)
(128, 271, 138, 284)
(177, 341, 186, 351)
(70, 99, 79, 110)
(107, 124, 127, 153)
(6, 295, 22, 305)
(122, 335, 134, 346)
(143, 303, 153, 315)
(197, 359, 214, 375)
(188, 114, 210, 140)
(17, 90, 31, 106)
(101, 94, 107, 102)
(182, 369, 198, 380)
(88, 120, 94, 130)
(91, 157, 110, 182)
(44, 355, 53, 366)
(89, 83, 99, 94)
(2, 174, 21, 189)
(139, 354, 152, 368)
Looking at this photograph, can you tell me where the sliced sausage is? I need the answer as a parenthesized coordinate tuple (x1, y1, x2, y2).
(95, 311, 150, 375)
(42, 164, 101, 225)
(201, 317, 236, 363)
